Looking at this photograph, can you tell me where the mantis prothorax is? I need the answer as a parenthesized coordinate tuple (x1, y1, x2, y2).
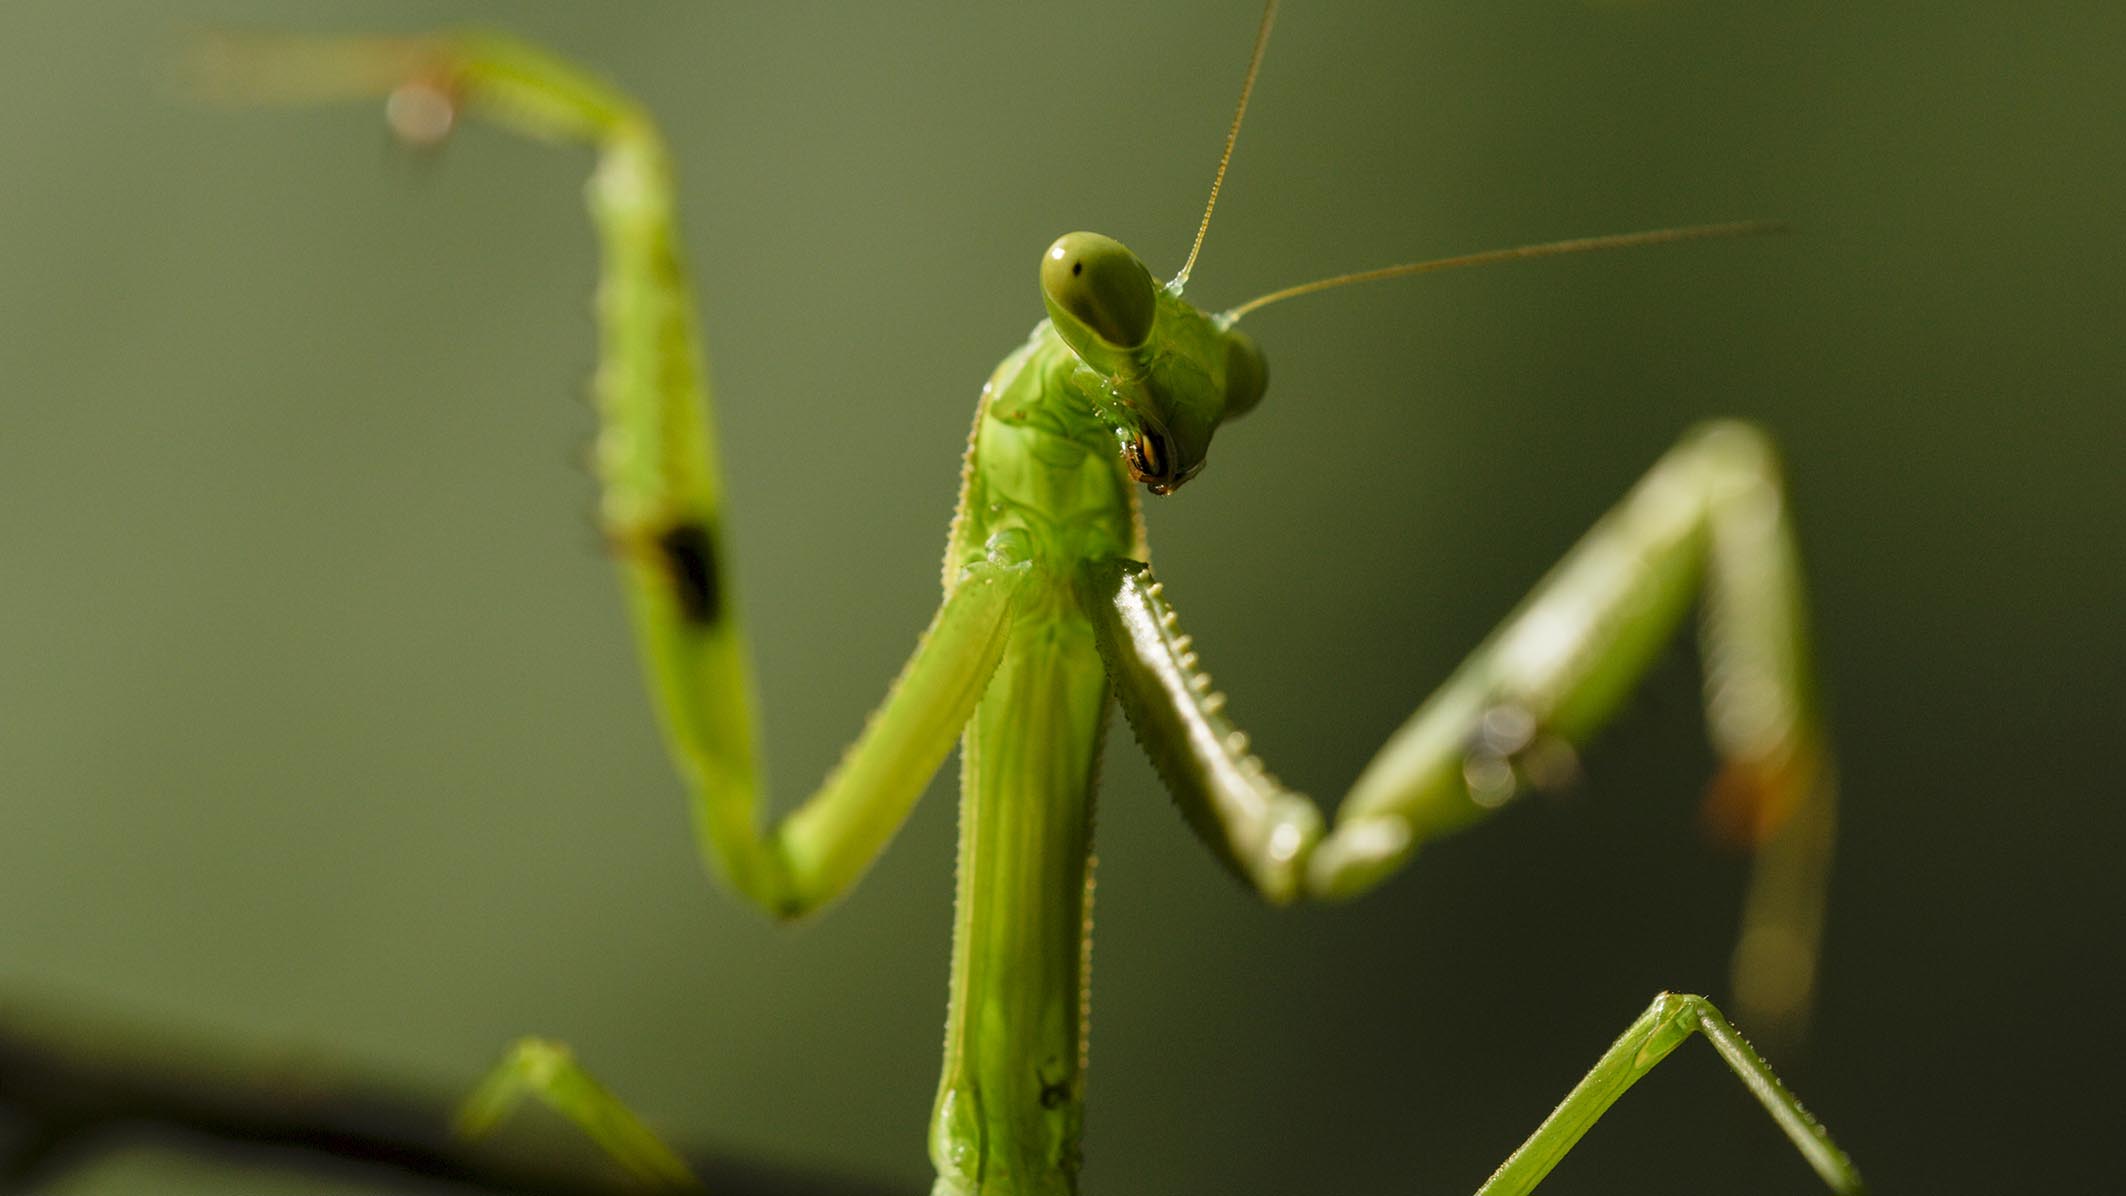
(203, 3, 1859, 1194)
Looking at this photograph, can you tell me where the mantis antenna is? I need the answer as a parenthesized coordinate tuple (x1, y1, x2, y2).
(1172, 0, 1280, 292)
(1220, 220, 1791, 325)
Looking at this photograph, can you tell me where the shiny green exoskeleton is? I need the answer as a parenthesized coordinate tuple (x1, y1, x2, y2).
(927, 235, 1275, 1191)
(209, 5, 1865, 1194)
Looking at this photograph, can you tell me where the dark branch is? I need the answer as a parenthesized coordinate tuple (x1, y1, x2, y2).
(0, 1004, 909, 1196)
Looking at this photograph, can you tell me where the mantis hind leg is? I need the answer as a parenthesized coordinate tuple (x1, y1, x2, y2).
(1474, 993, 1864, 1196)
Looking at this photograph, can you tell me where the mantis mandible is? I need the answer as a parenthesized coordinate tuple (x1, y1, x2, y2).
(207, 4, 1861, 1194)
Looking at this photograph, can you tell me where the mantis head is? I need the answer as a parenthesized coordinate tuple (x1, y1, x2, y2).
(1040, 231, 1267, 495)
(1031, 1, 1777, 498)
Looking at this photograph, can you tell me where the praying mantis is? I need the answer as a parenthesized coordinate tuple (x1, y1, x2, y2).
(203, 3, 1863, 1193)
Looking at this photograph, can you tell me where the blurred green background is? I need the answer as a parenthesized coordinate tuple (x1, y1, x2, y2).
(1, 1, 2119, 1193)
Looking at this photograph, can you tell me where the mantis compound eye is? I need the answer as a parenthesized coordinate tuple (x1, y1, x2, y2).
(1041, 232, 1156, 350)
(1222, 328, 1268, 418)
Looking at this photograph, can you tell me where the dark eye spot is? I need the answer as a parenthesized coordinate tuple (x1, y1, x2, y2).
(1071, 260, 1083, 276)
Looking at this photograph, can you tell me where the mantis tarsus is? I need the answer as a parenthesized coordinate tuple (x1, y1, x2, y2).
(207, 4, 1862, 1193)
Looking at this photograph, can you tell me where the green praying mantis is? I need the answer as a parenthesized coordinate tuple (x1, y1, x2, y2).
(203, 3, 1862, 1194)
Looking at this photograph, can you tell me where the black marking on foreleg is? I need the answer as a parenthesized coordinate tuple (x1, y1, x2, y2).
(655, 519, 724, 626)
